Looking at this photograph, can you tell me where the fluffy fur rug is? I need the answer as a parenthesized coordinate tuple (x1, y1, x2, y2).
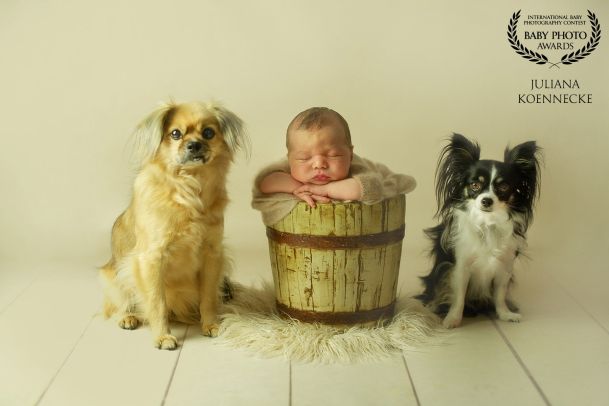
(217, 282, 444, 363)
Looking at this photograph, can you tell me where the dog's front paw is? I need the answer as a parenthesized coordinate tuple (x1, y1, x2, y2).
(498, 310, 522, 323)
(118, 315, 141, 330)
(202, 323, 220, 337)
(155, 334, 178, 350)
(442, 313, 463, 329)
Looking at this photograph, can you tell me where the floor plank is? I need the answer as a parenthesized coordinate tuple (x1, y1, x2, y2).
(0, 265, 100, 406)
(0, 261, 42, 315)
(545, 254, 609, 334)
(291, 355, 418, 406)
(404, 318, 546, 406)
(163, 327, 290, 405)
(2, 253, 609, 406)
(495, 266, 609, 406)
(38, 317, 187, 406)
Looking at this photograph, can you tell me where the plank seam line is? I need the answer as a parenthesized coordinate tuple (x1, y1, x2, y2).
(288, 361, 293, 406)
(402, 354, 421, 406)
(161, 325, 189, 406)
(550, 273, 609, 336)
(34, 312, 97, 405)
(491, 318, 552, 406)
(0, 275, 39, 316)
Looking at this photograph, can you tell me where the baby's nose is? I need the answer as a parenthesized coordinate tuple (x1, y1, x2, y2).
(312, 156, 328, 168)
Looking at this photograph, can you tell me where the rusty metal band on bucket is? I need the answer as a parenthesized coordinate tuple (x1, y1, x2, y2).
(276, 301, 396, 324)
(266, 224, 405, 249)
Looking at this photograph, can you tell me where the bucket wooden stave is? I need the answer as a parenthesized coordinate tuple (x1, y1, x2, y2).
(266, 195, 406, 326)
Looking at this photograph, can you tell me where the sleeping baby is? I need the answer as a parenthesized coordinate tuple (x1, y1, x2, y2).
(252, 107, 416, 225)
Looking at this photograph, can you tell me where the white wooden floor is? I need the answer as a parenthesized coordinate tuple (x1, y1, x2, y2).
(1, 245, 608, 406)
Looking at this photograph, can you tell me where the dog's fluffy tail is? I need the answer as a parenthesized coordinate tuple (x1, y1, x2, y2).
(221, 276, 234, 303)
(416, 224, 454, 310)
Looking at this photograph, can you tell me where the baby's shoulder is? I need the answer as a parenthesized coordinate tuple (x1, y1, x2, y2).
(351, 154, 385, 173)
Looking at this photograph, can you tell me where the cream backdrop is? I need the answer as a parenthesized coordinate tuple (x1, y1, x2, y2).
(1, 1, 607, 292)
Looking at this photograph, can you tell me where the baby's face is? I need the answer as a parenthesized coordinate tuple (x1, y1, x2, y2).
(287, 123, 352, 185)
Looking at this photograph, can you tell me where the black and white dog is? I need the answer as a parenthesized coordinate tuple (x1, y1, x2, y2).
(417, 134, 541, 328)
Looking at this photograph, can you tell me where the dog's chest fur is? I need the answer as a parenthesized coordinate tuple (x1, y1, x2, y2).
(453, 207, 521, 296)
(111, 166, 228, 320)
(132, 165, 227, 275)
(170, 174, 224, 243)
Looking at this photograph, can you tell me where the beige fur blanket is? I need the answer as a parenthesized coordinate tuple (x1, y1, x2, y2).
(216, 282, 443, 363)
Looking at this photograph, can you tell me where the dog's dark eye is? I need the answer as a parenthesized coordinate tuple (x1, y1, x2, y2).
(496, 182, 510, 193)
(470, 181, 482, 192)
(170, 129, 182, 140)
(202, 127, 215, 140)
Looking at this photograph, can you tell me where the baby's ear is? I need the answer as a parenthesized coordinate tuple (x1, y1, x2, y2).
(208, 102, 250, 158)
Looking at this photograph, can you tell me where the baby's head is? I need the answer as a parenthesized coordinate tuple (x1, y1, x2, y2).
(286, 107, 353, 185)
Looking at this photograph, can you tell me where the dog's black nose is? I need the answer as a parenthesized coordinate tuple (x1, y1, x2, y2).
(187, 141, 202, 152)
(481, 197, 493, 208)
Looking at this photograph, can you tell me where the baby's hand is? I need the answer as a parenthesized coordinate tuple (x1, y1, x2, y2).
(293, 179, 361, 207)
(294, 183, 329, 197)
(293, 184, 331, 208)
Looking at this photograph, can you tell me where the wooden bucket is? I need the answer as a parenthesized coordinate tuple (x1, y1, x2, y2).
(266, 195, 406, 326)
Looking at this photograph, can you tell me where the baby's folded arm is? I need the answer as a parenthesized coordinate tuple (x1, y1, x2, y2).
(259, 172, 303, 194)
(325, 178, 362, 201)
(296, 178, 362, 201)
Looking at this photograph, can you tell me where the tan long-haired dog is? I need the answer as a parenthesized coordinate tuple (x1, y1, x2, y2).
(100, 101, 248, 350)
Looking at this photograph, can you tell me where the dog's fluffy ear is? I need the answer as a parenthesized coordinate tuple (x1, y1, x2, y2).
(209, 103, 250, 158)
(505, 140, 543, 206)
(504, 141, 540, 169)
(447, 133, 481, 165)
(434, 133, 481, 219)
(131, 102, 175, 167)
